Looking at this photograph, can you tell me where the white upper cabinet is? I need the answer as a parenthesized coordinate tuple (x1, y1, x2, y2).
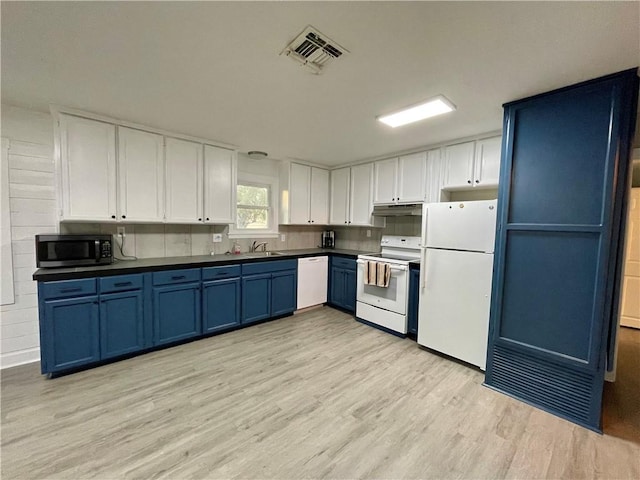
(203, 145, 236, 224)
(164, 138, 203, 223)
(373, 158, 398, 204)
(425, 148, 443, 203)
(310, 167, 329, 224)
(443, 141, 475, 190)
(350, 163, 377, 226)
(374, 152, 426, 204)
(117, 127, 164, 223)
(443, 137, 501, 190)
(329, 167, 350, 225)
(59, 114, 117, 221)
(329, 164, 381, 226)
(289, 163, 311, 224)
(397, 152, 427, 202)
(473, 136, 502, 187)
(281, 163, 329, 225)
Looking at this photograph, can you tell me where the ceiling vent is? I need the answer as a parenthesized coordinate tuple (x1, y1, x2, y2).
(280, 25, 348, 74)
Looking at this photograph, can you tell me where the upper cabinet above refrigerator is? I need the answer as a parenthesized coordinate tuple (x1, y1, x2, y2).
(442, 136, 501, 190)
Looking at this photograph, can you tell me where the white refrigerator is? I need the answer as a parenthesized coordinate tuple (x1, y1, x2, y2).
(417, 200, 497, 370)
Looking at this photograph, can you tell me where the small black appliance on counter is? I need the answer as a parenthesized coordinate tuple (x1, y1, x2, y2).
(321, 230, 335, 249)
(36, 234, 113, 268)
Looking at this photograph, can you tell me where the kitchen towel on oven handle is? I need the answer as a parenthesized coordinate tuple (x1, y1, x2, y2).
(363, 260, 391, 288)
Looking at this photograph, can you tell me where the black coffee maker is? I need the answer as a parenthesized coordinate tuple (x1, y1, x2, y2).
(321, 231, 335, 249)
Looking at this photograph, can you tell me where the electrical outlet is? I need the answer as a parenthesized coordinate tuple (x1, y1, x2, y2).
(280, 234, 286, 242)
(117, 227, 125, 238)
(212, 233, 223, 243)
(366, 229, 371, 238)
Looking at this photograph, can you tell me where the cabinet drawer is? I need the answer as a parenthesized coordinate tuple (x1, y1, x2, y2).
(152, 268, 201, 286)
(41, 278, 97, 300)
(332, 256, 356, 270)
(202, 265, 241, 281)
(242, 259, 297, 275)
(100, 274, 143, 293)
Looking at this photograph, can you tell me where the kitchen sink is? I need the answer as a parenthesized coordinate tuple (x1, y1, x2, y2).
(244, 251, 285, 258)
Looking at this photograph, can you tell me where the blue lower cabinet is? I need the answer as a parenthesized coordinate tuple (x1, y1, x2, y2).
(407, 269, 420, 336)
(100, 290, 145, 359)
(203, 278, 241, 333)
(328, 257, 357, 313)
(241, 274, 272, 325)
(41, 296, 100, 373)
(152, 283, 201, 345)
(330, 266, 346, 309)
(343, 269, 357, 313)
(271, 270, 297, 316)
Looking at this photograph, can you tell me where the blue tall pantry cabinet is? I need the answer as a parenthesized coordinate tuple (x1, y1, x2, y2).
(485, 69, 639, 431)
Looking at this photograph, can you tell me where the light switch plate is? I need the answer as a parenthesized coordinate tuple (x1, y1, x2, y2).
(366, 229, 371, 237)
(212, 233, 223, 243)
(280, 234, 286, 242)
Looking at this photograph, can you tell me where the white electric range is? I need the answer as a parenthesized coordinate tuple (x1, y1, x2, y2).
(356, 235, 421, 335)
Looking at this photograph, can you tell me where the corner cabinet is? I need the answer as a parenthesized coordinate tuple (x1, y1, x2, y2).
(328, 256, 357, 313)
(442, 136, 501, 190)
(373, 152, 427, 205)
(329, 164, 384, 227)
(58, 114, 117, 222)
(280, 162, 329, 225)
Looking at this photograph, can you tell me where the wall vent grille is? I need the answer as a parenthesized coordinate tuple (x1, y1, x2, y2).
(488, 344, 596, 425)
(281, 26, 348, 74)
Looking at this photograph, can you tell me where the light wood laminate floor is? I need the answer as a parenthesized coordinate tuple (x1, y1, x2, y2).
(2, 307, 639, 479)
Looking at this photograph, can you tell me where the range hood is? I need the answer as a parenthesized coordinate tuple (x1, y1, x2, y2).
(372, 203, 423, 217)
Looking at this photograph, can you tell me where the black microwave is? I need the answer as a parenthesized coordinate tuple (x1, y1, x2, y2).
(36, 234, 113, 268)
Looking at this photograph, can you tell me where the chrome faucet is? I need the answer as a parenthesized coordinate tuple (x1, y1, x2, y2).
(251, 241, 268, 252)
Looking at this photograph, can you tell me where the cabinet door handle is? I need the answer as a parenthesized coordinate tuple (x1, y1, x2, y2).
(467, 180, 471, 184)
(114, 281, 132, 287)
(171, 275, 186, 280)
(206, 217, 210, 221)
(475, 180, 479, 184)
(60, 287, 82, 293)
(111, 215, 116, 219)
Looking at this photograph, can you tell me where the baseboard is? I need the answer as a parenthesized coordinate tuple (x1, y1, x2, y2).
(0, 348, 40, 369)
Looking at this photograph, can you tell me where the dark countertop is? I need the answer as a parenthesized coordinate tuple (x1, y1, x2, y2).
(33, 248, 375, 282)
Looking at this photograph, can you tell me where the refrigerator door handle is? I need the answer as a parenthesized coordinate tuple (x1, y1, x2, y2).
(420, 247, 428, 291)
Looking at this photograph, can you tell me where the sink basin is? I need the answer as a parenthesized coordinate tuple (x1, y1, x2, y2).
(244, 251, 285, 258)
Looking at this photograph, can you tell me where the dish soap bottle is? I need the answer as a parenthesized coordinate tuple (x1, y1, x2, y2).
(232, 241, 241, 255)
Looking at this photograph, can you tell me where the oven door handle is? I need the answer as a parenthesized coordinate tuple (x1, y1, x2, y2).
(356, 259, 408, 272)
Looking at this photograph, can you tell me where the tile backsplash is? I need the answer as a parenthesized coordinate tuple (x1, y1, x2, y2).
(60, 216, 422, 259)
(59, 223, 328, 259)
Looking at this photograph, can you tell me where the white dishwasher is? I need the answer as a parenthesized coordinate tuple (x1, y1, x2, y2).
(297, 256, 328, 309)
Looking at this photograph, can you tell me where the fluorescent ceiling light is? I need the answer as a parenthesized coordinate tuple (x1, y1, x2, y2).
(377, 95, 456, 128)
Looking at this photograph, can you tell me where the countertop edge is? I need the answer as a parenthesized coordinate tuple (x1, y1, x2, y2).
(33, 249, 374, 282)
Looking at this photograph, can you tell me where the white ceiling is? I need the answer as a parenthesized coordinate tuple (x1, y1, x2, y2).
(2, 2, 638, 167)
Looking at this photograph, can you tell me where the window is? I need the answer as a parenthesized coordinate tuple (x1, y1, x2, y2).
(228, 172, 279, 238)
(237, 183, 270, 229)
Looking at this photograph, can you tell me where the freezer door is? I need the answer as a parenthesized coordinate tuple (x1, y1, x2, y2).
(426, 200, 497, 252)
(417, 248, 493, 370)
